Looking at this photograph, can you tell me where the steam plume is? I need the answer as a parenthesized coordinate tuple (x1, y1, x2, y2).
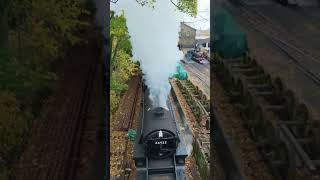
(111, 0, 183, 108)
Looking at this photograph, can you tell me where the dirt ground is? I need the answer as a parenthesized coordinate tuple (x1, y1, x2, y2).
(110, 75, 141, 179)
(212, 71, 275, 180)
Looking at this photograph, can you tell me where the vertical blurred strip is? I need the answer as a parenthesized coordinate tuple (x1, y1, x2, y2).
(87, 0, 110, 180)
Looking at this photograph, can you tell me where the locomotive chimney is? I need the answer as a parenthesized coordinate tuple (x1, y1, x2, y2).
(158, 130, 163, 138)
(153, 107, 165, 116)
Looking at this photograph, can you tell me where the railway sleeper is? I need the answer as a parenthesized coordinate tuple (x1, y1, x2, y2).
(230, 76, 269, 94)
(279, 120, 309, 126)
(216, 54, 320, 177)
(239, 72, 269, 83)
(259, 137, 297, 180)
(256, 138, 271, 148)
(284, 124, 320, 161)
(243, 74, 267, 81)
(246, 83, 271, 89)
(313, 160, 320, 167)
(221, 58, 242, 64)
(296, 137, 313, 145)
(234, 103, 246, 112)
(249, 90, 274, 97)
(265, 105, 286, 112)
(271, 160, 286, 167)
(280, 125, 318, 171)
(229, 59, 259, 68)
(229, 67, 259, 74)
(229, 64, 252, 69)
(228, 90, 241, 99)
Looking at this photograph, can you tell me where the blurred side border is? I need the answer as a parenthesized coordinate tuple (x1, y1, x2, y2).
(86, 0, 110, 180)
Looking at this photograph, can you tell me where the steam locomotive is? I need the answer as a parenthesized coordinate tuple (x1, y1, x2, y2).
(133, 82, 188, 179)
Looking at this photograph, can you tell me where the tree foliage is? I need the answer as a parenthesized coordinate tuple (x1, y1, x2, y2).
(175, 0, 197, 17)
(111, 0, 198, 17)
(110, 11, 138, 114)
(0, 92, 26, 161)
(7, 0, 87, 62)
(0, 0, 89, 177)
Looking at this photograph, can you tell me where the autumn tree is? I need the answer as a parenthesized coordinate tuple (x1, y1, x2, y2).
(110, 11, 137, 114)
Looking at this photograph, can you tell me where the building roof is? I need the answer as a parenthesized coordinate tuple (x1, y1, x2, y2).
(180, 22, 196, 31)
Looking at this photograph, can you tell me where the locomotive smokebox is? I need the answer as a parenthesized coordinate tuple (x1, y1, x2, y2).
(153, 107, 165, 116)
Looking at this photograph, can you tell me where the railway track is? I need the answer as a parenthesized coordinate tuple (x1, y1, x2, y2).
(122, 77, 141, 180)
(170, 88, 201, 180)
(214, 54, 320, 180)
(175, 79, 210, 159)
(171, 79, 212, 179)
(182, 63, 210, 98)
(176, 80, 210, 120)
(187, 64, 210, 88)
(110, 75, 141, 179)
(224, 1, 320, 86)
(115, 75, 141, 131)
(212, 67, 275, 180)
(48, 43, 100, 180)
(65, 50, 98, 180)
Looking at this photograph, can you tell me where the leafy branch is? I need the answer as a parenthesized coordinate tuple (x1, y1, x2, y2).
(110, 0, 198, 17)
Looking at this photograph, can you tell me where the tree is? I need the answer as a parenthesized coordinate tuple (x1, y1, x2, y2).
(170, 0, 197, 17)
(0, 91, 26, 157)
(110, 11, 138, 114)
(7, 0, 86, 63)
(111, 0, 198, 17)
(0, 0, 88, 177)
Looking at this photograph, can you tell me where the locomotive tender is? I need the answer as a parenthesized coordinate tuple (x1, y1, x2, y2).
(134, 82, 188, 180)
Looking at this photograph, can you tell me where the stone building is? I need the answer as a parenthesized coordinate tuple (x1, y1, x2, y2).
(178, 22, 196, 48)
(196, 29, 210, 52)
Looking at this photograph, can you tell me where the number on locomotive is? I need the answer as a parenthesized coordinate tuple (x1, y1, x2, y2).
(155, 141, 167, 145)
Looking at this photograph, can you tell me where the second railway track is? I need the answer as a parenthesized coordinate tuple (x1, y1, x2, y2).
(214, 54, 320, 180)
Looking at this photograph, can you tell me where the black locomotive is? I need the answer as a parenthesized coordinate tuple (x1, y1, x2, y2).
(134, 82, 188, 179)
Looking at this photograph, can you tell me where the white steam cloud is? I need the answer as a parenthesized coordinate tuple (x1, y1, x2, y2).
(111, 0, 184, 108)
